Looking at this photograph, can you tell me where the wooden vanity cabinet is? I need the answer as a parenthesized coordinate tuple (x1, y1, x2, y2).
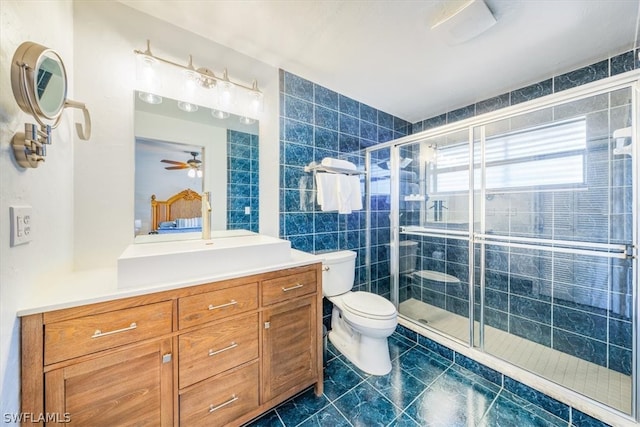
(21, 262, 322, 427)
(262, 295, 317, 402)
(45, 338, 174, 426)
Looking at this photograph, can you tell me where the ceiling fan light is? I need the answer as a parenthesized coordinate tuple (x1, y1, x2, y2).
(187, 168, 196, 178)
(196, 169, 203, 178)
(178, 101, 198, 112)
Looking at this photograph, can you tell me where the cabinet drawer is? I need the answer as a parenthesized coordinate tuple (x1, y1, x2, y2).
(179, 313, 259, 388)
(180, 361, 259, 427)
(44, 301, 173, 365)
(179, 282, 258, 329)
(262, 271, 317, 306)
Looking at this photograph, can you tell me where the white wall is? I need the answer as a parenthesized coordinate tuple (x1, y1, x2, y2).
(72, 1, 279, 270)
(0, 1, 75, 422)
(0, 0, 279, 419)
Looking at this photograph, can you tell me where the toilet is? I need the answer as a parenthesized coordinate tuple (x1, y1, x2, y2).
(322, 250, 398, 375)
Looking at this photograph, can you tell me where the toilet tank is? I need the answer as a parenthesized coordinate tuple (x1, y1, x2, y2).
(321, 250, 357, 297)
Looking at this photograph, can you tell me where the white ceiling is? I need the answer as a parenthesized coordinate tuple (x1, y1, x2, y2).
(120, 0, 640, 123)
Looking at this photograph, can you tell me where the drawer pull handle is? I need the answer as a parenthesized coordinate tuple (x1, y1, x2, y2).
(209, 395, 238, 413)
(208, 342, 238, 356)
(208, 300, 237, 311)
(282, 283, 304, 292)
(92, 322, 137, 338)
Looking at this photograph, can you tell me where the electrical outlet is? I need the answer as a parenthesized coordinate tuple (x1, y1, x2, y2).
(244, 206, 251, 215)
(10, 206, 32, 247)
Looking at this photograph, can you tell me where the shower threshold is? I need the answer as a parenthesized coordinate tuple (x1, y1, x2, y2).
(399, 298, 631, 414)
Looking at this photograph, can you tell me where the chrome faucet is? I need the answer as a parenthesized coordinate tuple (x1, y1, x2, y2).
(202, 191, 212, 239)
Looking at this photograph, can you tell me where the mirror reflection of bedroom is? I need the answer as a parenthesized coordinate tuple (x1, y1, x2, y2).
(134, 139, 205, 236)
(133, 92, 259, 241)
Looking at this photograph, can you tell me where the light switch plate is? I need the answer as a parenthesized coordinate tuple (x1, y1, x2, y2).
(10, 206, 32, 246)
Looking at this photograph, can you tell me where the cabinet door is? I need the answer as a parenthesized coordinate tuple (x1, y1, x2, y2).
(45, 339, 173, 426)
(262, 295, 317, 402)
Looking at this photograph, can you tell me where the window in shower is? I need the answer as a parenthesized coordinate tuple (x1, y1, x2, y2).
(431, 118, 587, 193)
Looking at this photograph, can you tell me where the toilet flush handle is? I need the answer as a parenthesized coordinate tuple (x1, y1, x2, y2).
(322, 266, 330, 271)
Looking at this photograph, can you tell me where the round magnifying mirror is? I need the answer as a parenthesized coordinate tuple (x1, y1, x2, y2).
(11, 42, 68, 121)
(36, 51, 67, 118)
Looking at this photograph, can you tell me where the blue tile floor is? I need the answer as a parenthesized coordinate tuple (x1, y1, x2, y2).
(244, 332, 574, 427)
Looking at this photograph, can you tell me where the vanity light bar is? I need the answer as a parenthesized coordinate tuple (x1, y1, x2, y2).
(133, 39, 263, 98)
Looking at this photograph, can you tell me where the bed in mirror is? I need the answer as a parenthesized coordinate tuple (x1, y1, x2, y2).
(134, 91, 259, 243)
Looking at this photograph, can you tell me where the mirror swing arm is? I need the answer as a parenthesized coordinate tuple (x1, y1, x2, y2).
(10, 41, 92, 169)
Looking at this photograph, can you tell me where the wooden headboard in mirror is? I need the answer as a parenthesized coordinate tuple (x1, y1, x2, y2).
(150, 188, 202, 233)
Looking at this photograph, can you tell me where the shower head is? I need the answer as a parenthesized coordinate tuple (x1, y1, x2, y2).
(613, 126, 633, 156)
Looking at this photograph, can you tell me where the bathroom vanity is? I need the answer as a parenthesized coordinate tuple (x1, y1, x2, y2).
(19, 251, 322, 426)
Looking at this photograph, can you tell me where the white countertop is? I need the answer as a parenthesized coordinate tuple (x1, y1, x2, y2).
(17, 249, 322, 317)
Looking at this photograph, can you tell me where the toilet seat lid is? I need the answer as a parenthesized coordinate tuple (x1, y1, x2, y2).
(342, 292, 396, 319)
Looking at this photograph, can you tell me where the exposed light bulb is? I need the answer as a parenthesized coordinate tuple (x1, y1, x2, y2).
(138, 91, 162, 104)
(211, 109, 230, 119)
(188, 168, 196, 178)
(139, 56, 155, 77)
(183, 55, 198, 92)
(184, 70, 198, 91)
(135, 52, 161, 91)
(248, 80, 264, 114)
(217, 68, 235, 108)
(177, 101, 198, 112)
(239, 116, 256, 125)
(196, 169, 203, 178)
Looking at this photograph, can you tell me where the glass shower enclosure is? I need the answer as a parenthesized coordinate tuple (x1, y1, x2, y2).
(367, 81, 638, 417)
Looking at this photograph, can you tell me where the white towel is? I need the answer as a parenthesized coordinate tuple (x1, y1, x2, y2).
(336, 175, 362, 214)
(348, 175, 363, 211)
(315, 173, 361, 213)
(299, 176, 309, 211)
(321, 157, 357, 172)
(315, 173, 340, 211)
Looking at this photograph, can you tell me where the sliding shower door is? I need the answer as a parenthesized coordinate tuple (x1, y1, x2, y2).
(381, 82, 637, 416)
(391, 129, 473, 344)
(475, 87, 635, 414)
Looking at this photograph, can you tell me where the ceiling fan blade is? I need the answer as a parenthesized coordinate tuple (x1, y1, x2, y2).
(165, 165, 189, 170)
(161, 159, 186, 165)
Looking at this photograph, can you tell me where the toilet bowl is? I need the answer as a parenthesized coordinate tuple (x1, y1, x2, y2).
(322, 250, 398, 375)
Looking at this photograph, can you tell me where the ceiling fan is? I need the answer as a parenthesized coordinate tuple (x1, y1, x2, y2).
(161, 151, 202, 171)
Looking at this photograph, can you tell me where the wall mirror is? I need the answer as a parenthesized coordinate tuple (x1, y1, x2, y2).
(12, 42, 67, 120)
(10, 41, 91, 168)
(134, 91, 259, 243)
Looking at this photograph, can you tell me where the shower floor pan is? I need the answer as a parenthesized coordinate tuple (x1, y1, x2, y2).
(399, 298, 631, 414)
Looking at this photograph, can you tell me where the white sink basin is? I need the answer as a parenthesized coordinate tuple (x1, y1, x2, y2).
(117, 234, 292, 289)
